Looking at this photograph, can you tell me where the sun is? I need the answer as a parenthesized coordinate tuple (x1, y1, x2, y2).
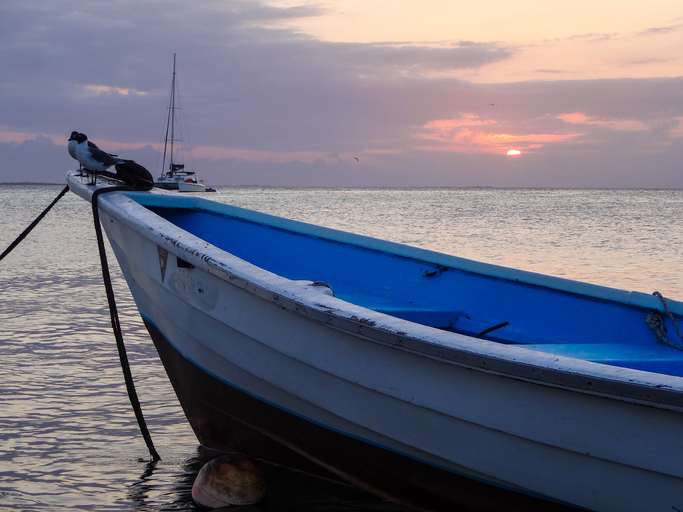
(506, 149, 522, 157)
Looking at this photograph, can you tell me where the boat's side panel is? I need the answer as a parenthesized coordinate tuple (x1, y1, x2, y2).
(144, 318, 571, 511)
(102, 209, 683, 512)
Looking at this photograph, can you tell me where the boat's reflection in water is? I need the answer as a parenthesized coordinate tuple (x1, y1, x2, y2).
(127, 445, 410, 511)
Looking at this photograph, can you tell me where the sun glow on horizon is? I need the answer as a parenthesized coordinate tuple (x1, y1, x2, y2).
(506, 149, 522, 157)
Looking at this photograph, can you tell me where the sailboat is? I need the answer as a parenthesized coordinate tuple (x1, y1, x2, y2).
(155, 54, 215, 192)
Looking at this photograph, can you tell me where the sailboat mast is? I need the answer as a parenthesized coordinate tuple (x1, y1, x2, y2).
(160, 53, 175, 177)
(169, 53, 177, 175)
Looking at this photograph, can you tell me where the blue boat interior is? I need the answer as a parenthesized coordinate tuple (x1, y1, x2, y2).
(138, 198, 683, 378)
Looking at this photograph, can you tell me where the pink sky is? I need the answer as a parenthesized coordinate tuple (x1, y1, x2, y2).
(1, 1, 682, 186)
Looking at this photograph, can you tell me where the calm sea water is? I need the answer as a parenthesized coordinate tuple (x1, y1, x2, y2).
(1, 184, 681, 511)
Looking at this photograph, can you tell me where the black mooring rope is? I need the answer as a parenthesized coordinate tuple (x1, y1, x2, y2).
(1, 178, 159, 461)
(92, 185, 160, 461)
(0, 185, 69, 262)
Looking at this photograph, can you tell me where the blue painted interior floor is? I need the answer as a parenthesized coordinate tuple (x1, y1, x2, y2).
(145, 204, 683, 378)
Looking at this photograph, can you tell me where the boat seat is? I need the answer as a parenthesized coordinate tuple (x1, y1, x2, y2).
(524, 343, 683, 377)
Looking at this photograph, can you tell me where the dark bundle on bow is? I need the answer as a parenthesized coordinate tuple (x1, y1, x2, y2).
(113, 160, 154, 190)
(67, 131, 154, 190)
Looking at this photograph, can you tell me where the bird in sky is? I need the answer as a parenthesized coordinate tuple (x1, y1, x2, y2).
(354, 156, 360, 163)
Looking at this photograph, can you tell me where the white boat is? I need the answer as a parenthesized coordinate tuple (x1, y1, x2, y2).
(178, 180, 209, 193)
(67, 172, 683, 511)
(155, 169, 211, 191)
(155, 54, 214, 193)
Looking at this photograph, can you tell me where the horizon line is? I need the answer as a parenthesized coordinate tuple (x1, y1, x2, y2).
(2, 181, 682, 191)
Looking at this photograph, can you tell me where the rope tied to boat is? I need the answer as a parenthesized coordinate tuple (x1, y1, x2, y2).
(92, 184, 160, 461)
(646, 291, 683, 351)
(1, 174, 160, 461)
(0, 185, 69, 262)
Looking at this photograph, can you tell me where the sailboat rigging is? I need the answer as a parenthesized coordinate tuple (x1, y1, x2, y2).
(155, 53, 214, 192)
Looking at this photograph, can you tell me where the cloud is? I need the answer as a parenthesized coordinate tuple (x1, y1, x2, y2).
(499, 17, 681, 82)
(0, 0, 514, 150)
(544, 18, 683, 45)
(564, 32, 618, 42)
(416, 114, 581, 155)
(557, 112, 648, 132)
(420, 114, 497, 134)
(637, 22, 683, 37)
(0, 127, 39, 144)
(622, 57, 676, 66)
(534, 68, 568, 74)
(0, 136, 73, 183)
(82, 84, 150, 97)
(188, 145, 339, 164)
(310, 41, 512, 74)
(670, 118, 683, 138)
(247, 2, 328, 21)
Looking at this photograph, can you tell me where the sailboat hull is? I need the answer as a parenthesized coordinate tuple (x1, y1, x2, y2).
(178, 181, 208, 192)
(154, 181, 179, 190)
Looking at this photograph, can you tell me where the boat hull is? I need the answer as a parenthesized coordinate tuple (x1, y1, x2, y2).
(178, 181, 207, 193)
(64, 173, 683, 512)
(145, 319, 562, 511)
(103, 219, 683, 512)
(154, 181, 179, 190)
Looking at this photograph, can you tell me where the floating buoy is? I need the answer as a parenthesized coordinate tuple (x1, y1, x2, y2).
(192, 454, 266, 508)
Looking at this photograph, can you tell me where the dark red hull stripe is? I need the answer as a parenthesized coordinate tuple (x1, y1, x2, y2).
(144, 320, 575, 512)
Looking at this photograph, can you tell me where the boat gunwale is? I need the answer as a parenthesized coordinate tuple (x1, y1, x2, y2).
(66, 172, 683, 411)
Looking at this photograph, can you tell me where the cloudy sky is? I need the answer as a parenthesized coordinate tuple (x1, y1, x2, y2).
(1, 0, 682, 186)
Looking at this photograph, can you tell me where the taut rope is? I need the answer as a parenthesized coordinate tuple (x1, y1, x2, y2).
(1, 178, 160, 461)
(0, 185, 69, 262)
(91, 185, 160, 461)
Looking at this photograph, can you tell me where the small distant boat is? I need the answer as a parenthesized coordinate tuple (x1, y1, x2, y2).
(178, 180, 209, 193)
(155, 165, 214, 192)
(155, 54, 215, 193)
(67, 172, 683, 511)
